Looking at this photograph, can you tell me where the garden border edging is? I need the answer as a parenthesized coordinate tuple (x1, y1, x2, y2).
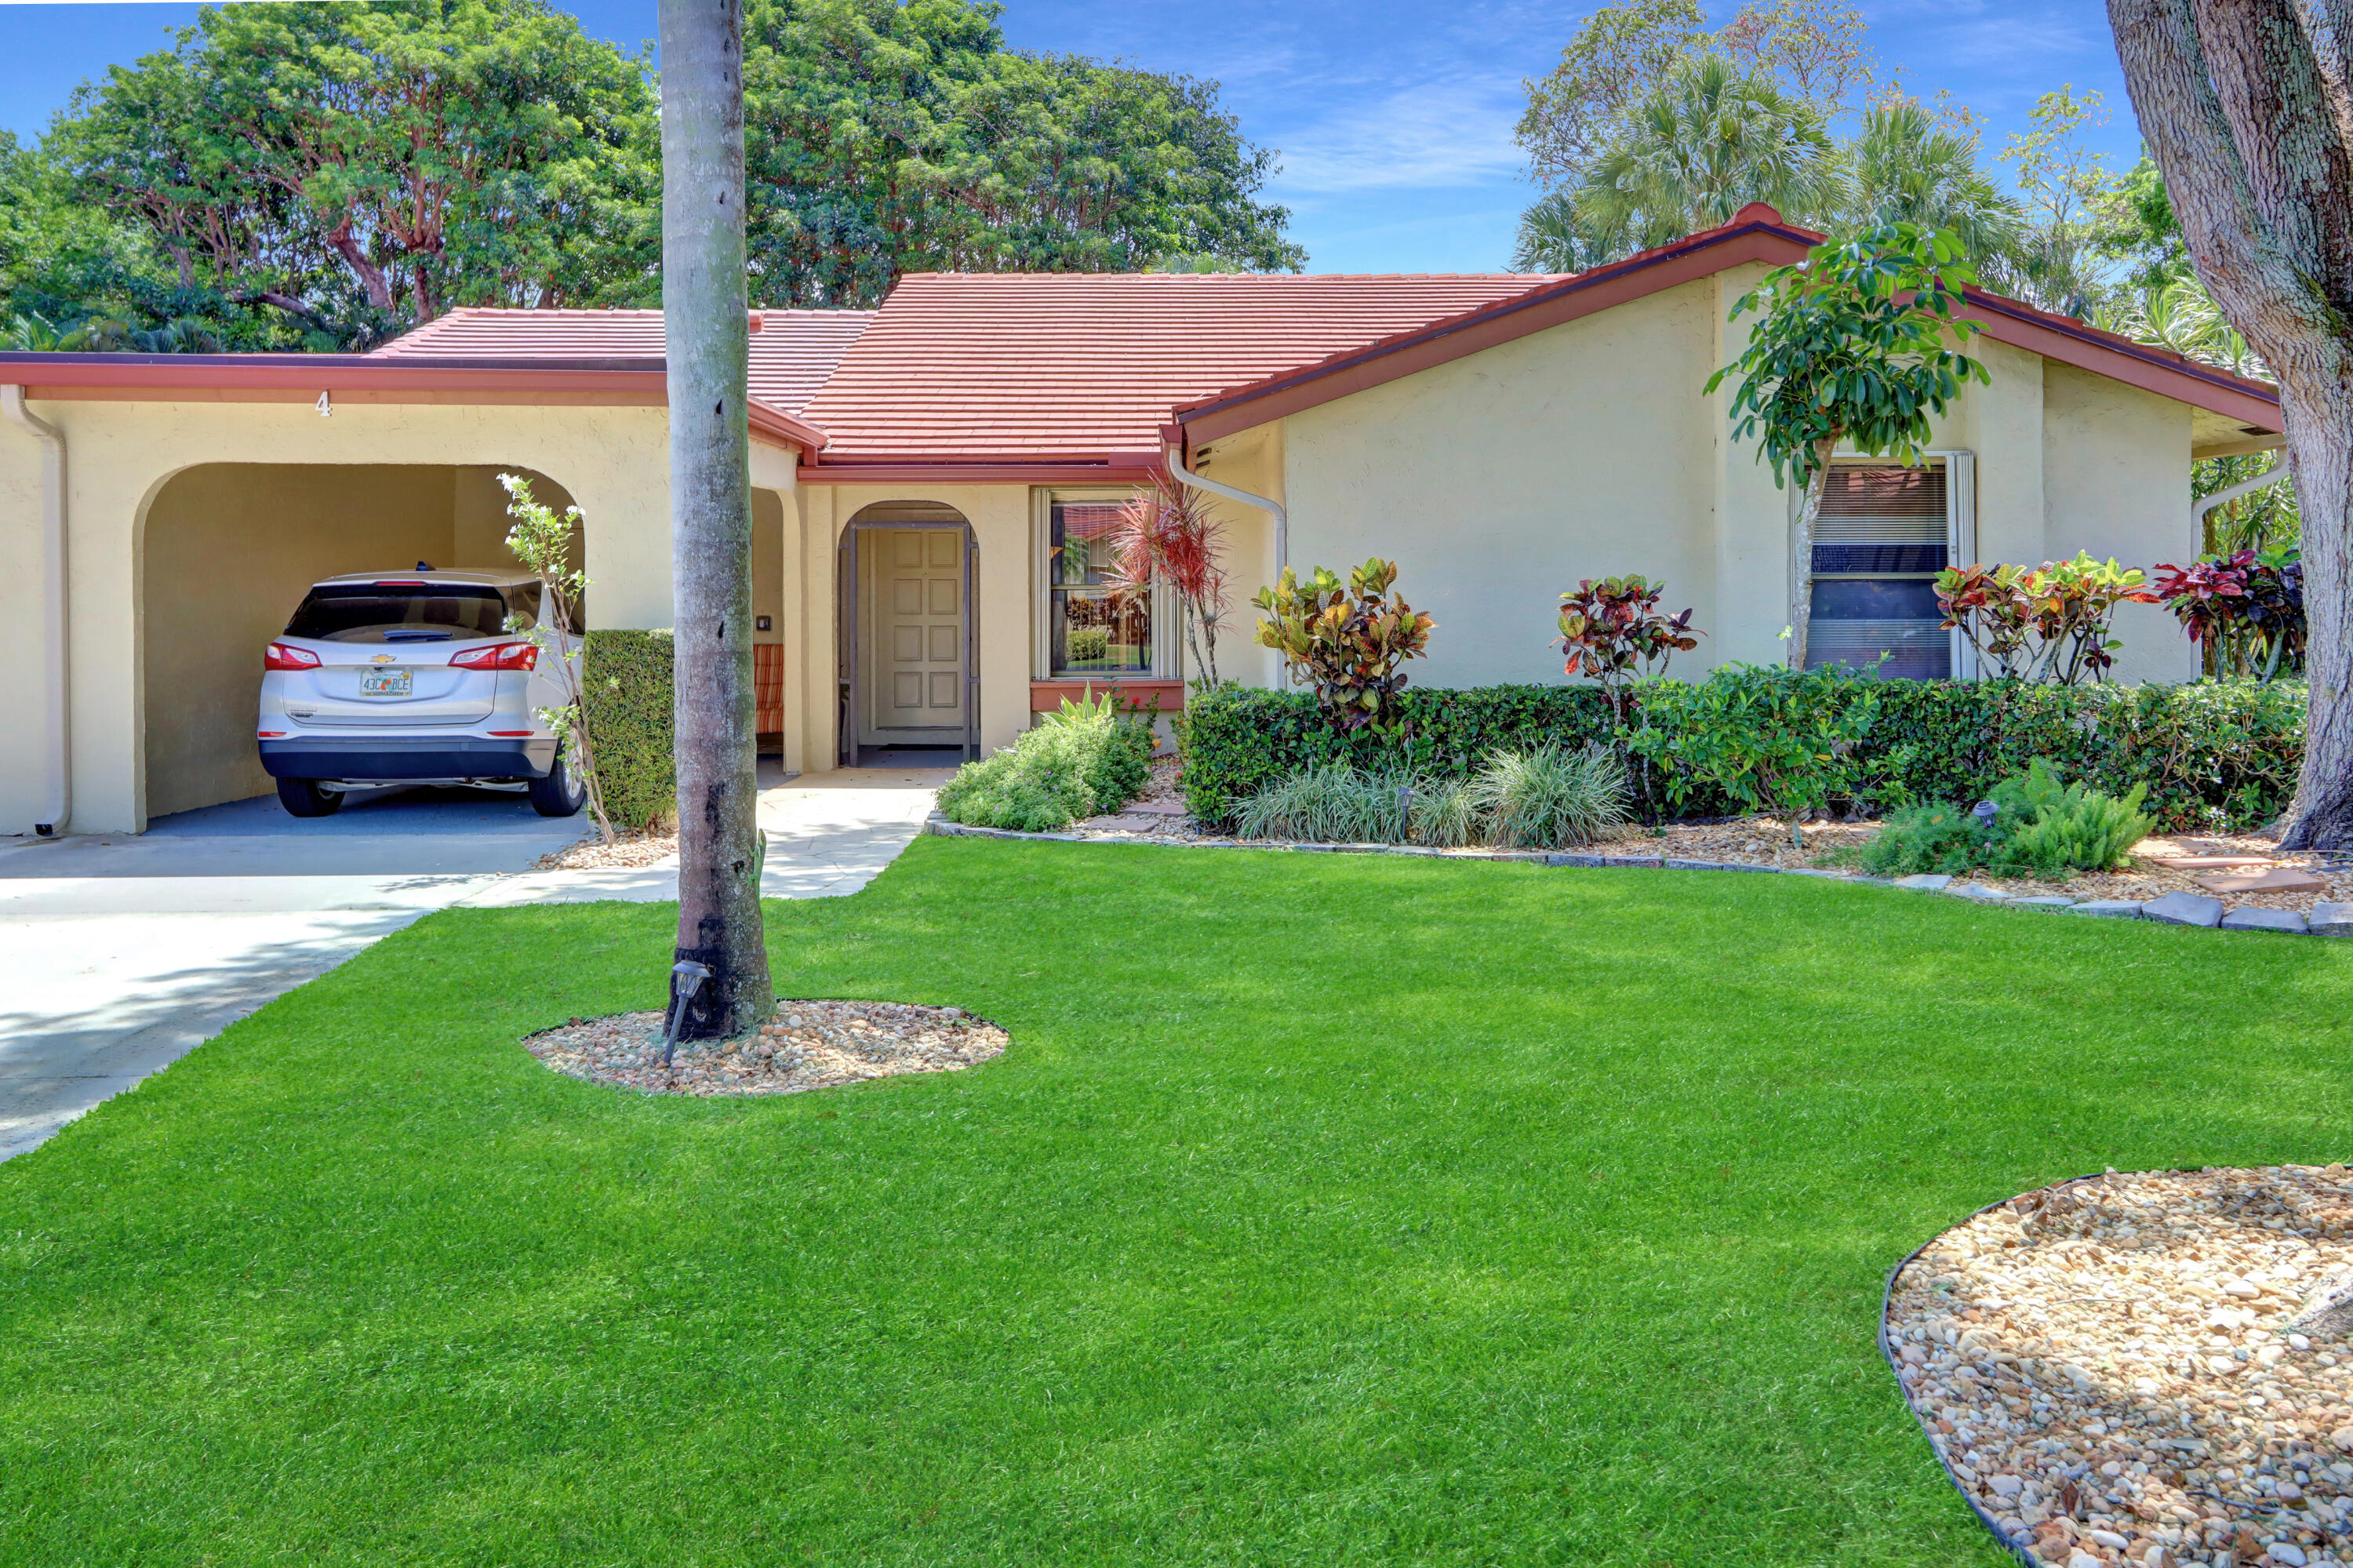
(923, 817, 2353, 939)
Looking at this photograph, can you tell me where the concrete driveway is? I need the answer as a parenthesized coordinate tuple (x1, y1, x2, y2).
(0, 765, 946, 1162)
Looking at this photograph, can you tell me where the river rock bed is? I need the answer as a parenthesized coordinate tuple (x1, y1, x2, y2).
(523, 1001, 1006, 1096)
(1887, 1166, 2353, 1567)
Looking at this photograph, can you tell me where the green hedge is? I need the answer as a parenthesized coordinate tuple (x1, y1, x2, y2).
(582, 629, 676, 831)
(1181, 677, 2307, 832)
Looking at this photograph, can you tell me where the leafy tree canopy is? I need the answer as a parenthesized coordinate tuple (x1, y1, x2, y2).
(742, 0, 1303, 307)
(17, 0, 661, 349)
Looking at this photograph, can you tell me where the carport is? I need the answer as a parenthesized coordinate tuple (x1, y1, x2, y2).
(141, 462, 584, 820)
(0, 344, 824, 835)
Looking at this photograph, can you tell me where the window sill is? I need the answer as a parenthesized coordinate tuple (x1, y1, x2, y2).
(1030, 678, 1186, 711)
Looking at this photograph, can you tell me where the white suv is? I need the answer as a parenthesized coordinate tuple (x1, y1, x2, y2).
(256, 568, 586, 819)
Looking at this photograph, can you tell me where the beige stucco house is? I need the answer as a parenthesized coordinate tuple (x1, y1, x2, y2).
(0, 205, 2285, 836)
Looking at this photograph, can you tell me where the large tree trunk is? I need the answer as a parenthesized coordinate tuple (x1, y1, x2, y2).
(2108, 0, 2353, 847)
(661, 0, 773, 1039)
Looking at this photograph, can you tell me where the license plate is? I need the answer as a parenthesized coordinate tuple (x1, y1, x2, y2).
(359, 669, 413, 697)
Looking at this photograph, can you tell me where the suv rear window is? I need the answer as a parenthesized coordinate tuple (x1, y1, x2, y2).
(283, 582, 532, 643)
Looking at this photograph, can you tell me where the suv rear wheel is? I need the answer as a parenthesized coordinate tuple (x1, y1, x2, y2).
(528, 750, 587, 817)
(277, 777, 344, 818)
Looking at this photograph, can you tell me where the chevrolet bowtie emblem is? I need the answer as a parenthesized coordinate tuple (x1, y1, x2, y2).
(371, 653, 396, 664)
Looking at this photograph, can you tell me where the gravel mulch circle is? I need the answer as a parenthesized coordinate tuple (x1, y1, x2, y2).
(534, 827, 678, 871)
(1887, 1166, 2353, 1568)
(523, 1000, 1006, 1096)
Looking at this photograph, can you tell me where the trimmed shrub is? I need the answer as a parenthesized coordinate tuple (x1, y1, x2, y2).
(1181, 685, 1621, 823)
(936, 693, 1152, 832)
(1183, 676, 2304, 833)
(581, 629, 676, 831)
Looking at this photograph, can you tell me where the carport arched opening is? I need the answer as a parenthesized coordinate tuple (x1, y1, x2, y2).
(138, 462, 584, 822)
(837, 500, 978, 768)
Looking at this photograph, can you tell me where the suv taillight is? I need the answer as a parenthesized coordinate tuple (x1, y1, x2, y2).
(265, 642, 321, 671)
(449, 641, 537, 671)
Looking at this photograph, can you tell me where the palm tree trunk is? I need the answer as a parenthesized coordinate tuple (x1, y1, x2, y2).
(660, 0, 773, 1039)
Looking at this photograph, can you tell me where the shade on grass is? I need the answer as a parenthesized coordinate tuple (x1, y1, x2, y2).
(4, 839, 2349, 1565)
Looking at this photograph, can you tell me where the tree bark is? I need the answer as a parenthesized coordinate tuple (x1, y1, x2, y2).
(661, 0, 773, 1039)
(325, 218, 395, 312)
(2109, 0, 2353, 846)
(1787, 435, 1838, 670)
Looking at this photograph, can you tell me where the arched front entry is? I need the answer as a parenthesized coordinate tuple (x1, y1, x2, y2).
(837, 500, 977, 767)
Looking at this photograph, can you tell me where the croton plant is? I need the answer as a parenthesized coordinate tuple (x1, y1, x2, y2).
(1555, 575, 1701, 711)
(1251, 558, 1435, 736)
(2150, 548, 2305, 680)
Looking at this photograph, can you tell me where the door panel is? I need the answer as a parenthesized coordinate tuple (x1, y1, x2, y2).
(861, 526, 967, 743)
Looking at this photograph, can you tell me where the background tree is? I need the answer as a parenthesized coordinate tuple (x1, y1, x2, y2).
(1515, 0, 1710, 189)
(741, 0, 1301, 307)
(12, 0, 659, 348)
(1843, 103, 2023, 265)
(2107, 0, 2353, 845)
(663, 0, 775, 1040)
(1981, 86, 2114, 315)
(1707, 221, 1990, 668)
(1573, 56, 1839, 256)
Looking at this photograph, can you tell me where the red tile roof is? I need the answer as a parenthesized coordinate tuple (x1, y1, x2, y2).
(795, 272, 1564, 464)
(1175, 205, 2283, 442)
(373, 306, 874, 417)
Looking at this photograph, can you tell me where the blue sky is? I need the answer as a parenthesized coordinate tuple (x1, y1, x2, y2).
(0, 0, 2144, 273)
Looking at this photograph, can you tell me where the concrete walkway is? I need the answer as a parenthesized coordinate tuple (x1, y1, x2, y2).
(0, 766, 947, 1162)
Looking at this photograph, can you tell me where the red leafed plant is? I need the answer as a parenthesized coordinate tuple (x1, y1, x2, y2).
(1251, 558, 1436, 736)
(1104, 476, 1231, 689)
(1555, 576, 1700, 708)
(2150, 548, 2305, 680)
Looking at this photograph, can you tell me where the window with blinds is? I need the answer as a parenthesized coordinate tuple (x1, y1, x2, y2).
(1805, 462, 1955, 680)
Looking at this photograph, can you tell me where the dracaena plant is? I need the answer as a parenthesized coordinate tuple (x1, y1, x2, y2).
(2151, 548, 2306, 681)
(1555, 575, 1700, 711)
(1251, 558, 1435, 736)
(1706, 220, 1990, 671)
(1102, 476, 1231, 690)
(1935, 553, 2159, 686)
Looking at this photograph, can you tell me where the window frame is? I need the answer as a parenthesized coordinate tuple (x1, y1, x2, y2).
(1802, 449, 1977, 680)
(1031, 487, 1179, 682)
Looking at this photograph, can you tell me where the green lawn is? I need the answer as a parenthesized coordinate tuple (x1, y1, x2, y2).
(5, 839, 2350, 1566)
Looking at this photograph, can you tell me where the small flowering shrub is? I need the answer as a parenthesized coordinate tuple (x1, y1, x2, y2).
(2151, 548, 2305, 679)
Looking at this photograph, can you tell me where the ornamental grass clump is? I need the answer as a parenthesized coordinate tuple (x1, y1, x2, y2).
(934, 689, 1151, 832)
(1232, 763, 1481, 847)
(1468, 742, 1630, 849)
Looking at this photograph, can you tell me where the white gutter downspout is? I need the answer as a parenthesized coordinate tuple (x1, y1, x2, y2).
(1166, 439, 1289, 684)
(2195, 453, 2293, 536)
(3, 386, 69, 836)
(1166, 442, 1286, 574)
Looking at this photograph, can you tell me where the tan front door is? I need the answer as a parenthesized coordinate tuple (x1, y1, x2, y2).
(860, 526, 966, 744)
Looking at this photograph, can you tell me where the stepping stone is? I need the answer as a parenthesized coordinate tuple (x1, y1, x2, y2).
(2013, 895, 2076, 910)
(2144, 853, 2276, 870)
(2190, 866, 2329, 895)
(1126, 799, 1188, 816)
(2142, 890, 2226, 927)
(2221, 907, 2309, 935)
(1893, 874, 1951, 891)
(2310, 901, 2353, 938)
(1944, 882, 2011, 902)
(2068, 900, 2144, 919)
